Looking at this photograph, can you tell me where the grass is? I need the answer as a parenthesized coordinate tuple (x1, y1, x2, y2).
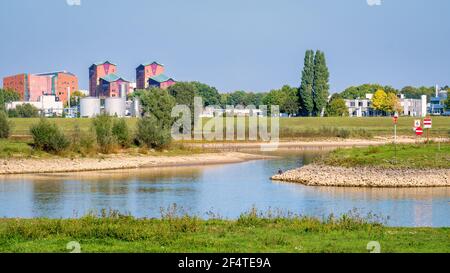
(0, 209, 448, 253)
(319, 142, 450, 169)
(8, 117, 450, 139)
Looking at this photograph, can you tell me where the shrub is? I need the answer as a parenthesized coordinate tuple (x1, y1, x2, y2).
(0, 111, 11, 138)
(112, 119, 131, 148)
(16, 104, 40, 118)
(30, 119, 70, 153)
(70, 124, 97, 156)
(92, 114, 116, 154)
(136, 115, 172, 149)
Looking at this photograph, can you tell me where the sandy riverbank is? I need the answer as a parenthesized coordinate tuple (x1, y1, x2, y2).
(185, 137, 448, 150)
(271, 164, 450, 187)
(0, 152, 274, 175)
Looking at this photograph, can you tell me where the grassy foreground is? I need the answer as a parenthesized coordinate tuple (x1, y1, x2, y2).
(319, 143, 450, 169)
(0, 211, 448, 253)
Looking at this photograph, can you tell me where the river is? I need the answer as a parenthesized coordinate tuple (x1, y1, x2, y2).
(0, 150, 448, 227)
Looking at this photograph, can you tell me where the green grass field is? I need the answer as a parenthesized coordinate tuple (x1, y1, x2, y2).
(319, 143, 450, 169)
(8, 116, 450, 138)
(0, 213, 448, 253)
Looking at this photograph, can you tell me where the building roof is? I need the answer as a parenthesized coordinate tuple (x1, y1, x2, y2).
(91, 61, 117, 67)
(36, 71, 77, 77)
(139, 61, 164, 67)
(149, 74, 174, 83)
(100, 73, 130, 83)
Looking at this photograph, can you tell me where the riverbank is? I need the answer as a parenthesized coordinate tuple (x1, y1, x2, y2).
(0, 152, 273, 175)
(1, 214, 448, 253)
(271, 143, 450, 187)
(185, 136, 444, 150)
(272, 164, 450, 187)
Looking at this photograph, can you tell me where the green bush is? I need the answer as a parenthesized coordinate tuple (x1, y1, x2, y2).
(30, 119, 70, 153)
(70, 124, 97, 156)
(15, 104, 40, 118)
(112, 118, 131, 148)
(0, 111, 11, 138)
(136, 115, 172, 149)
(92, 114, 116, 154)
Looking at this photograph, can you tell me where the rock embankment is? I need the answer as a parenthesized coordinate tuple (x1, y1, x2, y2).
(271, 164, 450, 187)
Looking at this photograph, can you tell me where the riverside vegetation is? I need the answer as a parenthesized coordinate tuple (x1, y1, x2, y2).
(0, 207, 448, 253)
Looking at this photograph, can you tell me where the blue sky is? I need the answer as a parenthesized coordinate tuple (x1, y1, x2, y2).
(0, 0, 449, 93)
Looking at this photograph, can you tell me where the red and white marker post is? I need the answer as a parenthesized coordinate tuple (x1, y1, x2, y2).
(393, 113, 399, 164)
(423, 117, 432, 143)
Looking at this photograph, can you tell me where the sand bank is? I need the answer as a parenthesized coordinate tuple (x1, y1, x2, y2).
(0, 152, 273, 175)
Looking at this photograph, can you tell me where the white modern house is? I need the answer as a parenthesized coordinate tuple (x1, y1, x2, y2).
(345, 94, 427, 117)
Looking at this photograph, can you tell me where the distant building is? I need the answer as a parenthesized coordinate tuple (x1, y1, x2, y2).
(136, 62, 165, 89)
(345, 93, 427, 117)
(89, 61, 117, 97)
(36, 71, 78, 104)
(429, 87, 448, 115)
(345, 94, 374, 117)
(99, 74, 130, 98)
(6, 95, 64, 117)
(136, 61, 176, 90)
(148, 74, 176, 89)
(2, 71, 78, 104)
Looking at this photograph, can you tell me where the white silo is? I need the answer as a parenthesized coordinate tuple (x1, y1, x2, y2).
(131, 97, 141, 117)
(105, 97, 125, 117)
(80, 97, 101, 118)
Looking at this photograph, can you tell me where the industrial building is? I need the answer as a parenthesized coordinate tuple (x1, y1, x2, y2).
(2, 71, 78, 104)
(6, 95, 64, 117)
(136, 62, 176, 90)
(429, 87, 448, 115)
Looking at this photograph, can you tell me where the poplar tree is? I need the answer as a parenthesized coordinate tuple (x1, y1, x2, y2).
(298, 50, 314, 116)
(312, 50, 330, 116)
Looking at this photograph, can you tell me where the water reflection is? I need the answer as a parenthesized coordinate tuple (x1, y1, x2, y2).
(0, 151, 448, 227)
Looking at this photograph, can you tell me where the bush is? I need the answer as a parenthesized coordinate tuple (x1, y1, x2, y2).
(70, 124, 97, 156)
(30, 119, 70, 153)
(0, 111, 11, 138)
(92, 114, 116, 154)
(16, 104, 40, 118)
(136, 115, 172, 149)
(112, 119, 131, 148)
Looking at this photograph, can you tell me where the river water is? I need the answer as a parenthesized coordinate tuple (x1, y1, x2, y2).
(0, 150, 448, 227)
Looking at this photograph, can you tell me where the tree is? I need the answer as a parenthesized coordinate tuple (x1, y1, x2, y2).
(372, 89, 388, 115)
(325, 94, 348, 117)
(298, 50, 314, 116)
(400, 86, 435, 101)
(135, 88, 176, 126)
(312, 50, 330, 116)
(69, 90, 86, 107)
(0, 89, 19, 112)
(190, 82, 221, 106)
(445, 97, 450, 110)
(263, 85, 299, 115)
(385, 92, 401, 114)
(0, 111, 11, 138)
(340, 84, 398, 99)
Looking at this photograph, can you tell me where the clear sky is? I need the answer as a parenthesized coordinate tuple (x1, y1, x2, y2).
(0, 0, 449, 93)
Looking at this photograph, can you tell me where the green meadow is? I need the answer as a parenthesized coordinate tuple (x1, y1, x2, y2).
(0, 212, 448, 253)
